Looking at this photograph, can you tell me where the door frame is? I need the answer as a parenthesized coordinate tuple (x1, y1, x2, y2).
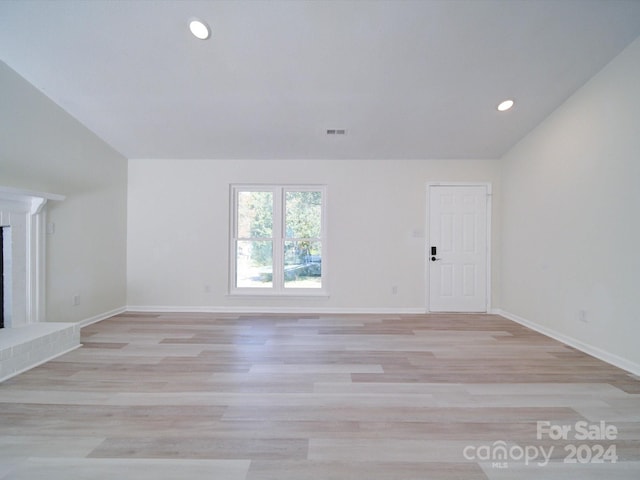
(425, 182, 492, 313)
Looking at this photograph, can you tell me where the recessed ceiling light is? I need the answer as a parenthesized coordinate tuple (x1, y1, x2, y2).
(189, 19, 210, 40)
(497, 99, 514, 112)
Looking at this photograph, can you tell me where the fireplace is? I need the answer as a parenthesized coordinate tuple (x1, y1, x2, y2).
(0, 186, 81, 382)
(0, 187, 66, 327)
(0, 224, 12, 330)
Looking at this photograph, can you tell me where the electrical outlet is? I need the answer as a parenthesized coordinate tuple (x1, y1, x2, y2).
(72, 294, 81, 306)
(391, 286, 398, 295)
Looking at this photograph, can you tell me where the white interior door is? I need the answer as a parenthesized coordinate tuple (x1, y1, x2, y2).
(428, 185, 489, 312)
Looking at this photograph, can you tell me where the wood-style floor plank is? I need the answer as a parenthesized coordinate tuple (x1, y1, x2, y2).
(1, 312, 639, 479)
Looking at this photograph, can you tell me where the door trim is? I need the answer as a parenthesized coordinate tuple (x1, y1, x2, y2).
(425, 182, 492, 312)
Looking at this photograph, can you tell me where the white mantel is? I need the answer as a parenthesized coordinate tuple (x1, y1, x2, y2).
(0, 186, 65, 214)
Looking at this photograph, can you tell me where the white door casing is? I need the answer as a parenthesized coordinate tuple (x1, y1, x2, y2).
(427, 184, 490, 312)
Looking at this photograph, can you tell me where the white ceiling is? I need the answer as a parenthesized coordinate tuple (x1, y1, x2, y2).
(1, 0, 640, 160)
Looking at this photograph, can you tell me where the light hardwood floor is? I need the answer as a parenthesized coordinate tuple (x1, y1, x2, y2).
(1, 312, 639, 479)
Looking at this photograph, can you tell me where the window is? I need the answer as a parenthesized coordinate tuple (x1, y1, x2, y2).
(230, 185, 326, 294)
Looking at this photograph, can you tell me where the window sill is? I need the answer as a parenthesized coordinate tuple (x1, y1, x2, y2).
(227, 290, 329, 298)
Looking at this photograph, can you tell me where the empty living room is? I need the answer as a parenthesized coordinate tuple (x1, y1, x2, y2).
(1, 1, 639, 479)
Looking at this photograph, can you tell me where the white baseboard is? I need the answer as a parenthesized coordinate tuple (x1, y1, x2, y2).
(496, 309, 640, 377)
(77, 306, 127, 328)
(126, 305, 426, 315)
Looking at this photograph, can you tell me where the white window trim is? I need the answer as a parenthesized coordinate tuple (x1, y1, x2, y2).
(229, 184, 328, 297)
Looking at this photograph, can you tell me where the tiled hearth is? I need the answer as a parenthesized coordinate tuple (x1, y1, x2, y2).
(0, 323, 80, 381)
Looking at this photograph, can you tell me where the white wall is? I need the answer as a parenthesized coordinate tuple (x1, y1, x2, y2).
(127, 158, 501, 312)
(0, 61, 128, 323)
(500, 37, 640, 369)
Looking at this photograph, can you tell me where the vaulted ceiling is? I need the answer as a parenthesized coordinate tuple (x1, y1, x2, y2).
(2, 0, 640, 160)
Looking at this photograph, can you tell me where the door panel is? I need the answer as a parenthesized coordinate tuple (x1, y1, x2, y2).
(429, 185, 488, 312)
(441, 264, 454, 297)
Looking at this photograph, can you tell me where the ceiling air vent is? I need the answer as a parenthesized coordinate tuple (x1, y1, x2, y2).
(326, 129, 347, 135)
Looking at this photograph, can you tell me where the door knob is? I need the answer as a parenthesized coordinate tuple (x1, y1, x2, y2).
(431, 256, 441, 262)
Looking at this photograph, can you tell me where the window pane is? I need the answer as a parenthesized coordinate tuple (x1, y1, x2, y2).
(237, 191, 273, 238)
(284, 241, 322, 288)
(236, 240, 273, 288)
(285, 191, 322, 239)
